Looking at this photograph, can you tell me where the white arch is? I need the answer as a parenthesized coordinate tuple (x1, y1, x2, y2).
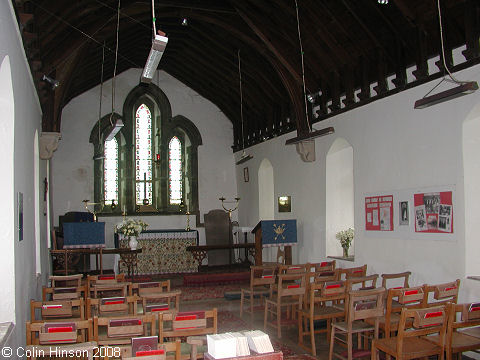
(326, 137, 354, 257)
(462, 101, 480, 276)
(0, 55, 16, 322)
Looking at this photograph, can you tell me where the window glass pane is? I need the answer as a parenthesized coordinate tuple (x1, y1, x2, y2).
(169, 136, 182, 205)
(104, 137, 118, 203)
(135, 103, 152, 205)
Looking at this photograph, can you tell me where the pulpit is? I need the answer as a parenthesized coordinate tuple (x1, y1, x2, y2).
(252, 220, 297, 265)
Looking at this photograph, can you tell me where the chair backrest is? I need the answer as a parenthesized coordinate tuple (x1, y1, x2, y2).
(277, 272, 306, 306)
(158, 308, 218, 341)
(346, 287, 385, 323)
(250, 265, 277, 288)
(87, 274, 130, 298)
(94, 314, 157, 346)
(396, 305, 449, 355)
(278, 264, 307, 274)
(133, 280, 171, 296)
(338, 264, 367, 280)
(425, 279, 460, 306)
(141, 290, 181, 314)
(381, 271, 411, 289)
(87, 296, 139, 318)
(346, 274, 378, 291)
(31, 298, 85, 322)
(43, 274, 86, 301)
(26, 319, 93, 345)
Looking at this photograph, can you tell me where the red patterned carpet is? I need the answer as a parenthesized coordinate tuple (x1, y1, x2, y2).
(177, 284, 243, 301)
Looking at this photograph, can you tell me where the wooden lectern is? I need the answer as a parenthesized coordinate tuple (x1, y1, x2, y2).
(251, 220, 297, 266)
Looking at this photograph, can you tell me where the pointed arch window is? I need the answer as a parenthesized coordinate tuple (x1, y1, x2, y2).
(135, 103, 153, 205)
(104, 137, 118, 203)
(169, 136, 182, 205)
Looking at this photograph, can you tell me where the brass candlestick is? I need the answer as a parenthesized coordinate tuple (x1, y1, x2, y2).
(82, 199, 103, 221)
(219, 197, 240, 219)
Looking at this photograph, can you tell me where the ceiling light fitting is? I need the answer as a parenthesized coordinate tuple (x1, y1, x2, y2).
(414, 0, 477, 109)
(285, 127, 335, 145)
(235, 49, 253, 166)
(378, 0, 388, 4)
(141, 0, 168, 83)
(181, 18, 188, 26)
(42, 74, 59, 89)
(106, 0, 124, 142)
(414, 81, 478, 109)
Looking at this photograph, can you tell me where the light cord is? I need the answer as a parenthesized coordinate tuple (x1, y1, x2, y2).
(437, 0, 464, 84)
(152, 0, 157, 36)
(238, 49, 246, 153)
(294, 0, 312, 132)
(110, 0, 121, 125)
(98, 44, 105, 143)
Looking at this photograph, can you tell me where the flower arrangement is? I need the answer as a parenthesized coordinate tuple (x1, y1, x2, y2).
(336, 228, 354, 256)
(116, 218, 148, 237)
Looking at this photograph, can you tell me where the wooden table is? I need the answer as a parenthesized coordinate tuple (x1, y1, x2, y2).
(50, 248, 141, 276)
(186, 243, 256, 269)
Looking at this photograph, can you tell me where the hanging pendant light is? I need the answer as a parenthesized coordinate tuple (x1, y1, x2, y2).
(235, 49, 253, 166)
(93, 45, 106, 160)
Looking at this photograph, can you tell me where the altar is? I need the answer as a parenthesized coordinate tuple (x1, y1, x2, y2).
(117, 229, 198, 274)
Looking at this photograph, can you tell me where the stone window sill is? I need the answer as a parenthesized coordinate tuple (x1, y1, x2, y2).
(328, 255, 355, 262)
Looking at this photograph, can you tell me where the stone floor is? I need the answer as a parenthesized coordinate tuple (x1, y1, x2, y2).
(180, 294, 330, 359)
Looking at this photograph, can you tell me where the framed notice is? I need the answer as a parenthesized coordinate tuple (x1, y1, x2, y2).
(414, 191, 453, 233)
(365, 195, 394, 231)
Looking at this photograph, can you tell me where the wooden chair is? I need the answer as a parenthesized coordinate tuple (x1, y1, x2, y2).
(431, 302, 480, 360)
(86, 295, 139, 318)
(298, 280, 347, 356)
(87, 274, 131, 298)
(371, 305, 449, 360)
(240, 265, 277, 323)
(26, 318, 93, 346)
(425, 279, 461, 307)
(141, 290, 181, 315)
(132, 280, 171, 296)
(278, 264, 308, 274)
(264, 272, 306, 338)
(158, 308, 218, 360)
(338, 265, 367, 281)
(119, 338, 182, 360)
(30, 298, 85, 322)
(346, 274, 379, 292)
(381, 271, 411, 290)
(329, 287, 385, 360)
(42, 274, 86, 301)
(93, 314, 157, 347)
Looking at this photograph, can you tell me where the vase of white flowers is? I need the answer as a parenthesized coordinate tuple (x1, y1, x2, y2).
(116, 218, 148, 250)
(336, 227, 354, 258)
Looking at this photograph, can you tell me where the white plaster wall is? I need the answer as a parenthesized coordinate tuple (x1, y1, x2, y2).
(0, 1, 47, 350)
(236, 64, 480, 303)
(53, 69, 237, 268)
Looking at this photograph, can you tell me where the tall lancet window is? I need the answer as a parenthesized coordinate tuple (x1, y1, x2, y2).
(135, 103, 153, 205)
(169, 136, 182, 204)
(104, 137, 119, 203)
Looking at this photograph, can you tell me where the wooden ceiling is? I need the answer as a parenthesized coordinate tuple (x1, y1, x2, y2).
(13, 0, 480, 151)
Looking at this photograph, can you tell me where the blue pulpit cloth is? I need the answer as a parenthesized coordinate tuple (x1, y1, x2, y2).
(260, 220, 297, 247)
(63, 222, 106, 248)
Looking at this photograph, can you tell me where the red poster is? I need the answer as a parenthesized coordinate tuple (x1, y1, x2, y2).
(365, 195, 394, 231)
(414, 191, 453, 233)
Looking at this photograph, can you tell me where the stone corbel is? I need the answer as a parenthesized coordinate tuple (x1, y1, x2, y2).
(39, 132, 62, 159)
(295, 140, 316, 162)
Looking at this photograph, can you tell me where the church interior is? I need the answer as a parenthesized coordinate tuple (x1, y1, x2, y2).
(2, 0, 480, 359)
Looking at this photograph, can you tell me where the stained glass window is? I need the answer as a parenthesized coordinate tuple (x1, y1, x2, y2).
(169, 136, 182, 204)
(135, 103, 153, 205)
(104, 137, 118, 203)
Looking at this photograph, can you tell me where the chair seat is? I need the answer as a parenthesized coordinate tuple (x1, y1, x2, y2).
(459, 327, 480, 339)
(332, 320, 375, 333)
(299, 305, 344, 320)
(375, 337, 442, 358)
(427, 332, 480, 353)
(365, 313, 401, 330)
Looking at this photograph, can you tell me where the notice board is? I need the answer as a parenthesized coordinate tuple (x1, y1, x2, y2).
(365, 195, 394, 231)
(414, 191, 453, 233)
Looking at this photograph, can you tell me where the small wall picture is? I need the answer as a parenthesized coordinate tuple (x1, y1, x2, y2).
(278, 196, 292, 212)
(399, 201, 409, 225)
(243, 167, 249, 182)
